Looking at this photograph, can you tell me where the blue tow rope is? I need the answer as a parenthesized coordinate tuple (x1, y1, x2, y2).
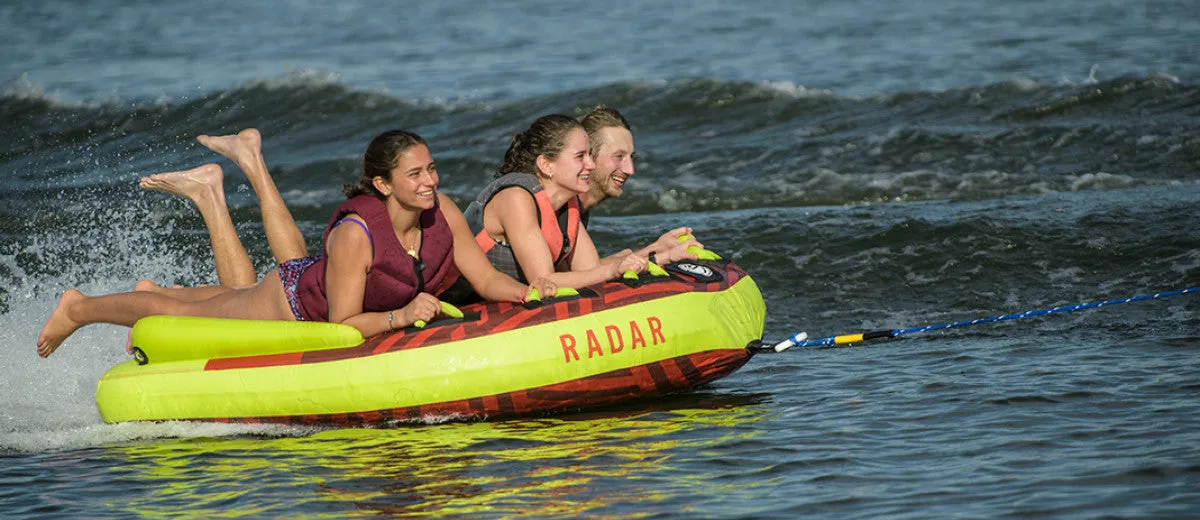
(769, 286, 1198, 352)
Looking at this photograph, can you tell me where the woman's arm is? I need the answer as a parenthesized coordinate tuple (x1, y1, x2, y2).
(572, 226, 648, 279)
(438, 193, 530, 302)
(597, 248, 634, 266)
(323, 213, 439, 336)
(597, 226, 700, 265)
(491, 189, 637, 289)
(567, 225, 601, 271)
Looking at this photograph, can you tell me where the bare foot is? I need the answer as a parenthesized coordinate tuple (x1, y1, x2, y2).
(138, 164, 225, 206)
(198, 129, 265, 180)
(37, 289, 87, 358)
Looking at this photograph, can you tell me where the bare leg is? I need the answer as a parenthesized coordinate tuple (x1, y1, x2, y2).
(38, 272, 293, 358)
(132, 279, 232, 303)
(198, 129, 308, 264)
(139, 164, 257, 288)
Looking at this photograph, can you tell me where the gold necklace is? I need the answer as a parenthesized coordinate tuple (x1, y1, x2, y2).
(398, 228, 421, 259)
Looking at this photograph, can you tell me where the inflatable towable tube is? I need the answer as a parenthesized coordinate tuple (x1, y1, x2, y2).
(96, 259, 766, 426)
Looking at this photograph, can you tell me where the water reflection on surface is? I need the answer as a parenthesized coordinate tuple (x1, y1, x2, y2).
(109, 392, 772, 517)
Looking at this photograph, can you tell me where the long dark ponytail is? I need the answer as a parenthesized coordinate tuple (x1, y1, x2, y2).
(496, 114, 583, 178)
(343, 130, 427, 199)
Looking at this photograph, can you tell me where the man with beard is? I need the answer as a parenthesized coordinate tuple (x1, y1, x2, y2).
(578, 106, 699, 265)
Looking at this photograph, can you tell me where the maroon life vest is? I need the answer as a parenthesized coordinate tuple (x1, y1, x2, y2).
(293, 195, 456, 322)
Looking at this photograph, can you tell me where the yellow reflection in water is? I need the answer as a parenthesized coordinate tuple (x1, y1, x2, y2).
(108, 393, 769, 518)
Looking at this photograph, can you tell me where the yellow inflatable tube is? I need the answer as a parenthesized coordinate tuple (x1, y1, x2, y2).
(96, 260, 766, 425)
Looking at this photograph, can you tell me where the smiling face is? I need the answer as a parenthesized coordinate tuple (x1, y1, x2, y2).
(539, 128, 595, 194)
(374, 143, 438, 211)
(588, 126, 635, 199)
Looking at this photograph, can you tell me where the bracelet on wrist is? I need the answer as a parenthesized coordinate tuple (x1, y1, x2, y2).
(387, 310, 395, 330)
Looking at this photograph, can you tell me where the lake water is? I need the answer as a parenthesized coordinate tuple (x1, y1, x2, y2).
(2, 0, 1199, 517)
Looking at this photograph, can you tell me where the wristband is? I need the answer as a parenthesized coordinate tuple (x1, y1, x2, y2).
(387, 310, 395, 330)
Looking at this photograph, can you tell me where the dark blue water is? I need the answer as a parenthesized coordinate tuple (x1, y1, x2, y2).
(2, 0, 1199, 517)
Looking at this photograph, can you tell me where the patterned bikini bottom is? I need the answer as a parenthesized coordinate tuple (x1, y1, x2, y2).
(278, 254, 321, 320)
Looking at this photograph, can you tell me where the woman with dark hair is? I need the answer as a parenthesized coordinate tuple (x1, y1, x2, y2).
(449, 114, 701, 300)
(37, 129, 542, 357)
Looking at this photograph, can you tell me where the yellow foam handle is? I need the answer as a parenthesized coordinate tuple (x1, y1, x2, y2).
(414, 301, 464, 328)
(440, 301, 464, 319)
(678, 234, 722, 260)
(524, 287, 581, 302)
(623, 270, 640, 280)
(647, 262, 669, 276)
(689, 246, 722, 261)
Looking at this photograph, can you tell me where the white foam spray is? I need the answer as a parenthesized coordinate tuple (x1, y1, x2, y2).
(0, 196, 310, 453)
